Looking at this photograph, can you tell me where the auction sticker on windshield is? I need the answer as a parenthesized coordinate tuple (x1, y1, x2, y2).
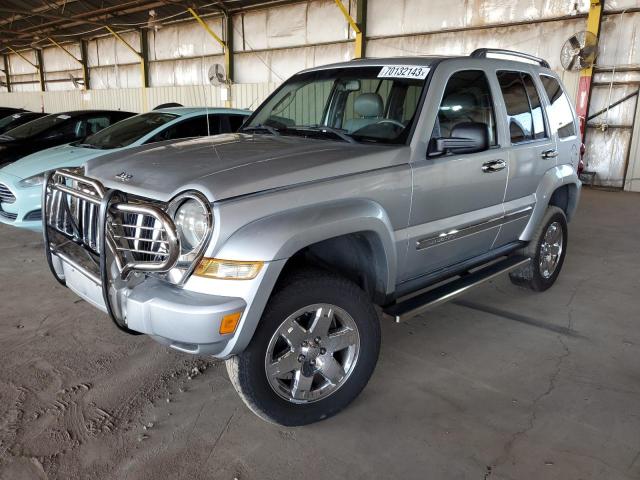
(378, 65, 430, 80)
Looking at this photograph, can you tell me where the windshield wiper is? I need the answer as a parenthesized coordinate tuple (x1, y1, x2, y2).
(74, 143, 104, 149)
(241, 124, 281, 136)
(288, 126, 356, 144)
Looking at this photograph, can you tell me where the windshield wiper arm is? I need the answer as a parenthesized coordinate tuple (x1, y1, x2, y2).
(241, 124, 281, 136)
(292, 126, 356, 144)
(74, 143, 102, 149)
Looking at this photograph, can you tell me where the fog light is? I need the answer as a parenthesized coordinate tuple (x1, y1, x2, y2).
(195, 258, 263, 280)
(220, 311, 242, 335)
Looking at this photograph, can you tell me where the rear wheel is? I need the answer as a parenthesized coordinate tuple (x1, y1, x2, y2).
(509, 206, 568, 291)
(226, 269, 380, 426)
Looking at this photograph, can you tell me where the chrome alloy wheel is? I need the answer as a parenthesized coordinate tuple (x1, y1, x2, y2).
(539, 221, 564, 279)
(265, 304, 361, 404)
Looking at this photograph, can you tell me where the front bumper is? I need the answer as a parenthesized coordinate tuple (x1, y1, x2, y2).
(0, 173, 42, 231)
(50, 251, 284, 357)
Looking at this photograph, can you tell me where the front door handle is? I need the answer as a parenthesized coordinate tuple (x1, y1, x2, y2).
(541, 149, 558, 159)
(482, 159, 506, 173)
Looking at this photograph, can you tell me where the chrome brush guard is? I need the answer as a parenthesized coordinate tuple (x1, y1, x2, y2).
(43, 169, 180, 332)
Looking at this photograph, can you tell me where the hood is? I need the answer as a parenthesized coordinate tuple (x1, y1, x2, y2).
(2, 143, 112, 180)
(86, 133, 408, 202)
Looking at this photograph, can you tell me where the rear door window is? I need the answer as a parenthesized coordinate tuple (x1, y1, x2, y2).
(521, 75, 547, 139)
(540, 75, 577, 138)
(497, 71, 547, 143)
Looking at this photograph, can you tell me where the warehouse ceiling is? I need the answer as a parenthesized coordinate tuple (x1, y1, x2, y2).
(0, 0, 300, 51)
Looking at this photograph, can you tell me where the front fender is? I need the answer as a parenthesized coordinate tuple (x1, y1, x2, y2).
(196, 198, 397, 356)
(520, 164, 581, 241)
(215, 198, 397, 295)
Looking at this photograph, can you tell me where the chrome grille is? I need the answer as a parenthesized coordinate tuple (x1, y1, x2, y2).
(45, 169, 180, 279)
(109, 211, 172, 265)
(0, 183, 16, 204)
(47, 171, 102, 253)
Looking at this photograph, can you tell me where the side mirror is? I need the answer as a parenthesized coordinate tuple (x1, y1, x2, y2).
(429, 121, 489, 156)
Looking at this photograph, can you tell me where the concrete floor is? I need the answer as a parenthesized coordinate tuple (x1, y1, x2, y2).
(0, 188, 639, 480)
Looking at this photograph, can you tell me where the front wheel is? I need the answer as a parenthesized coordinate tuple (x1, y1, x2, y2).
(226, 269, 380, 426)
(509, 206, 568, 291)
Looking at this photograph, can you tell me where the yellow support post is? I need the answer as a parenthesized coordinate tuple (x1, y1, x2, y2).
(334, 0, 364, 58)
(47, 38, 87, 90)
(7, 46, 44, 91)
(187, 7, 233, 107)
(7, 46, 38, 69)
(105, 25, 148, 111)
(575, 0, 604, 141)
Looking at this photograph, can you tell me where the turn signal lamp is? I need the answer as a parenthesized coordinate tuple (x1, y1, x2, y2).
(220, 312, 242, 335)
(195, 258, 263, 280)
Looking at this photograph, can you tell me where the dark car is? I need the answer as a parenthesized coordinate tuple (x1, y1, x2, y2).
(0, 107, 27, 118)
(0, 110, 135, 167)
(0, 111, 48, 135)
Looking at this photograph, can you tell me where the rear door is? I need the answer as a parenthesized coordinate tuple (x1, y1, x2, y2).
(492, 69, 556, 248)
(539, 74, 580, 169)
(402, 68, 508, 282)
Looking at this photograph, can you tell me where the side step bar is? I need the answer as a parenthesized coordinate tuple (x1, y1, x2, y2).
(384, 256, 530, 323)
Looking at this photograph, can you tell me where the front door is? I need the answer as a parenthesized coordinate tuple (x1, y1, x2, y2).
(402, 69, 508, 283)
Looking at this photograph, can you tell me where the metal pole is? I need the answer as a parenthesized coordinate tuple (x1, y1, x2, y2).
(2, 54, 11, 92)
(35, 48, 46, 91)
(356, 0, 367, 58)
(80, 40, 90, 90)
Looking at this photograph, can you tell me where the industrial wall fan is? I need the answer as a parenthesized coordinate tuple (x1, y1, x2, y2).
(560, 31, 598, 70)
(208, 64, 228, 85)
(68, 72, 85, 89)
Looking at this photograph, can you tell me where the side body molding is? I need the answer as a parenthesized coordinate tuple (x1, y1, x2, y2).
(215, 198, 398, 296)
(520, 164, 581, 241)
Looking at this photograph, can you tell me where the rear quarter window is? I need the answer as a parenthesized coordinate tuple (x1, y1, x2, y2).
(540, 75, 576, 138)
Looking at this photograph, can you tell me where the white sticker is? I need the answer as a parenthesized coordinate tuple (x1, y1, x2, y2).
(377, 65, 430, 80)
(57, 114, 71, 120)
(12, 114, 21, 118)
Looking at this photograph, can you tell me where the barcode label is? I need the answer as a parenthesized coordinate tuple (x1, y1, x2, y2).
(378, 65, 430, 80)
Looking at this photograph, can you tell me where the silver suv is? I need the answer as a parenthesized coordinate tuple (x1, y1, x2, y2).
(43, 49, 581, 426)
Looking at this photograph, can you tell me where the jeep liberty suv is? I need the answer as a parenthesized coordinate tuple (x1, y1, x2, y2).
(43, 49, 581, 426)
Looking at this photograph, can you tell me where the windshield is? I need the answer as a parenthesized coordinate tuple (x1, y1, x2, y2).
(0, 114, 23, 130)
(80, 112, 179, 149)
(3, 113, 72, 140)
(244, 65, 429, 144)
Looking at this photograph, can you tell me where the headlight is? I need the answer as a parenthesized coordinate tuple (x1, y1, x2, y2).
(173, 197, 210, 252)
(163, 191, 213, 285)
(18, 173, 45, 187)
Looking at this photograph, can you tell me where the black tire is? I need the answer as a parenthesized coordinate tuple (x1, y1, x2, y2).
(509, 206, 568, 291)
(226, 268, 380, 426)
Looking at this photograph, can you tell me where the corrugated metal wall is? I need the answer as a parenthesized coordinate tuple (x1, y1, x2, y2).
(0, 83, 276, 113)
(1, 0, 639, 189)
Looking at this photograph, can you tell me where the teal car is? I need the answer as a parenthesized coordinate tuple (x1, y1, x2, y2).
(0, 107, 250, 230)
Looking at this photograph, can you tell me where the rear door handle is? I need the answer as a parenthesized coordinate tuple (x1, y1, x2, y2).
(482, 159, 506, 173)
(541, 149, 558, 159)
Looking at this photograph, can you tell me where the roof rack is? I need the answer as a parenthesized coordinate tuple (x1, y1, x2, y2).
(470, 48, 550, 69)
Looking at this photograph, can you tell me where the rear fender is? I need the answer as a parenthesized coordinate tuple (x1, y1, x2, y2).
(520, 164, 581, 241)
